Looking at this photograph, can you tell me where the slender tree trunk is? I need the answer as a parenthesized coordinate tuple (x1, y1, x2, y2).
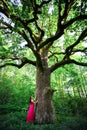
(73, 87, 76, 97)
(82, 77, 87, 97)
(77, 86, 82, 98)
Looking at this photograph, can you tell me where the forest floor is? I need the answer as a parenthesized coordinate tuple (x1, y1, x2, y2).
(0, 111, 87, 130)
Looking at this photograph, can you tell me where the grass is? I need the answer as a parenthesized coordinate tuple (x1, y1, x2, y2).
(0, 111, 87, 130)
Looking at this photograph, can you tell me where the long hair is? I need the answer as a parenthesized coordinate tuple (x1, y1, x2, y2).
(29, 96, 31, 103)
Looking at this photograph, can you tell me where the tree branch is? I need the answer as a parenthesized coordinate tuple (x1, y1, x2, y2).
(50, 59, 72, 73)
(0, 1, 36, 24)
(64, 28, 87, 59)
(56, 0, 62, 34)
(61, 0, 76, 21)
(48, 51, 65, 59)
(25, 0, 51, 24)
(0, 56, 36, 68)
(34, 21, 44, 44)
(73, 48, 87, 53)
(37, 15, 87, 51)
(0, 20, 43, 70)
(70, 59, 87, 67)
(37, 30, 64, 51)
(0, 21, 13, 30)
(50, 58, 87, 73)
(56, 0, 76, 34)
(0, 21, 36, 51)
(0, 63, 23, 69)
(0, 3, 9, 18)
(21, 30, 35, 50)
(0, 2, 39, 47)
(63, 15, 87, 29)
(0, 26, 8, 29)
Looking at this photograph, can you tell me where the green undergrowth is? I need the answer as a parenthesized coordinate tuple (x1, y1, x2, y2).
(0, 111, 87, 130)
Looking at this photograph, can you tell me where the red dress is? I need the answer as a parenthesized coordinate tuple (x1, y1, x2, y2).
(26, 101, 34, 122)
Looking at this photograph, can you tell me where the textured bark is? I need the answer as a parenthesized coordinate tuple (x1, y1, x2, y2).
(34, 48, 56, 124)
(35, 68, 55, 124)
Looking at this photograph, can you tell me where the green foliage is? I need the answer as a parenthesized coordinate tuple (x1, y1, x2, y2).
(0, 65, 87, 129)
(0, 77, 13, 104)
(0, 112, 87, 130)
(53, 95, 87, 118)
(0, 66, 35, 107)
(0, 0, 87, 70)
(0, 0, 87, 127)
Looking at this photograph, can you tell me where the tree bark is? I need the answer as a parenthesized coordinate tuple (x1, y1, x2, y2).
(34, 49, 56, 124)
(35, 68, 55, 124)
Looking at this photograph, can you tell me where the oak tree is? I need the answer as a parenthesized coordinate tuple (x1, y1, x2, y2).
(0, 0, 87, 124)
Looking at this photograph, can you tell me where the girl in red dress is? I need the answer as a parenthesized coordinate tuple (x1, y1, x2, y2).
(26, 96, 35, 122)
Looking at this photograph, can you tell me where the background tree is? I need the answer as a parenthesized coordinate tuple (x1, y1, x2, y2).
(0, 0, 87, 124)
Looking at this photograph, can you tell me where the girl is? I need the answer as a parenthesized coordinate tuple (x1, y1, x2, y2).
(26, 96, 35, 122)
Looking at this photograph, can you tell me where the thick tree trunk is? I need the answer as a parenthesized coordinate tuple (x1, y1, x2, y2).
(35, 68, 55, 124)
(34, 48, 56, 124)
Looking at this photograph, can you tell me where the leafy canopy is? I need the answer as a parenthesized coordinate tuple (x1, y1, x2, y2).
(0, 0, 87, 72)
